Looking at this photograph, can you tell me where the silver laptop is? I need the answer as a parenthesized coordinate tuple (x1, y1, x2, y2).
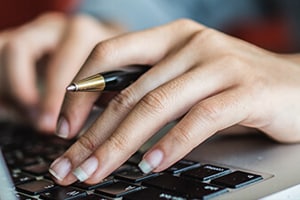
(187, 130, 300, 199)
(1, 119, 300, 199)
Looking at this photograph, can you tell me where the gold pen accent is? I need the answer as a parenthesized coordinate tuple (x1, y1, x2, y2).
(67, 65, 149, 92)
(67, 74, 105, 92)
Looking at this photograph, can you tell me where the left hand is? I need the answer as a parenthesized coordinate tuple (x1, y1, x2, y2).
(49, 19, 300, 185)
(0, 12, 122, 131)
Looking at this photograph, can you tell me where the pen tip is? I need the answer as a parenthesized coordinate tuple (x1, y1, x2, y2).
(66, 84, 76, 91)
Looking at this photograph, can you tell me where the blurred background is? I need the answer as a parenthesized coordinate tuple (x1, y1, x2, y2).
(1, 0, 300, 52)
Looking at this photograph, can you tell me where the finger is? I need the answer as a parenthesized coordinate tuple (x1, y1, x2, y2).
(140, 88, 250, 173)
(85, 63, 240, 183)
(1, 13, 66, 112)
(51, 56, 239, 185)
(37, 15, 109, 133)
(58, 19, 204, 139)
(51, 32, 210, 183)
(2, 38, 40, 106)
(95, 92, 118, 107)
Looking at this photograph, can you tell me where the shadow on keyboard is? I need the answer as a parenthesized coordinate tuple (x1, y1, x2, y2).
(0, 122, 264, 200)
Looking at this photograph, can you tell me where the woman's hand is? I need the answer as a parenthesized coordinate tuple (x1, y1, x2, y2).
(0, 12, 122, 132)
(49, 19, 300, 185)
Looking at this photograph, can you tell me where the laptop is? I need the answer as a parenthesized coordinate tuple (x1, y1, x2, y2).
(1, 114, 300, 199)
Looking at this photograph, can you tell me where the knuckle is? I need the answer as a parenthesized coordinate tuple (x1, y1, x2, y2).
(91, 41, 116, 63)
(69, 14, 97, 33)
(109, 88, 137, 113)
(107, 133, 128, 153)
(77, 129, 99, 154)
(175, 18, 199, 28)
(171, 125, 195, 146)
(69, 18, 87, 35)
(3, 36, 25, 55)
(191, 28, 218, 45)
(139, 90, 168, 116)
(174, 18, 204, 30)
(218, 53, 252, 79)
(193, 102, 221, 126)
(169, 19, 204, 36)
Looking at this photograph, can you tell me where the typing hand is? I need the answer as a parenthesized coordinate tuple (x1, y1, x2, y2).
(0, 12, 122, 132)
(50, 19, 300, 185)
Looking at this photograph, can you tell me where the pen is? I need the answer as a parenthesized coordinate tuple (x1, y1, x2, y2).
(66, 65, 150, 92)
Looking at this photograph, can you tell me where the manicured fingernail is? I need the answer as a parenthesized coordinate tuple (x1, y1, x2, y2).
(49, 157, 71, 181)
(138, 149, 163, 174)
(56, 116, 69, 138)
(73, 156, 98, 182)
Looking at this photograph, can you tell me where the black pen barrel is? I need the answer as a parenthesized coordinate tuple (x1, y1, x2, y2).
(103, 66, 149, 91)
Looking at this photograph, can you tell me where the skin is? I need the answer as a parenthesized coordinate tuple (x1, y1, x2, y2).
(0, 12, 122, 131)
(49, 19, 300, 186)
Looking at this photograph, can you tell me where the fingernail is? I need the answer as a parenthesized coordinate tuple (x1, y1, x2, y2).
(56, 116, 69, 138)
(73, 156, 98, 182)
(49, 157, 71, 181)
(138, 149, 163, 174)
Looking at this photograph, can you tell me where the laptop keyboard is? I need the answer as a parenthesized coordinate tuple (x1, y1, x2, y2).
(0, 122, 264, 200)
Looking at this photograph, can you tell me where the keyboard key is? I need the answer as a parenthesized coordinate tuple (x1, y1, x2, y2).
(17, 179, 56, 195)
(4, 150, 39, 168)
(43, 172, 54, 180)
(95, 181, 142, 197)
(112, 163, 133, 174)
(211, 170, 263, 188)
(40, 186, 87, 200)
(44, 151, 65, 162)
(183, 164, 230, 181)
(22, 162, 50, 176)
(23, 144, 48, 156)
(1, 122, 266, 200)
(126, 151, 143, 165)
(167, 159, 201, 174)
(115, 167, 159, 182)
(73, 176, 114, 190)
(143, 174, 227, 199)
(123, 187, 187, 200)
(12, 172, 35, 185)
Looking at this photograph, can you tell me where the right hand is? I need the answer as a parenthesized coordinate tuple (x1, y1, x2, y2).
(0, 12, 123, 132)
(50, 19, 300, 186)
